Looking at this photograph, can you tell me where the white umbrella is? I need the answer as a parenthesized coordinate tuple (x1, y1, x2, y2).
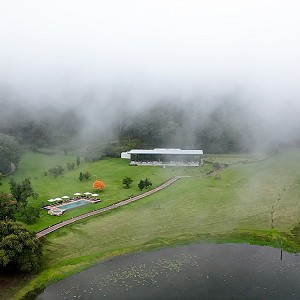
(74, 192, 81, 196)
(84, 192, 92, 195)
(48, 199, 56, 202)
(91, 193, 99, 196)
(55, 197, 62, 201)
(61, 196, 69, 199)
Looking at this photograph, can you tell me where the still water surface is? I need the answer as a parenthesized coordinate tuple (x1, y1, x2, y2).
(37, 243, 300, 299)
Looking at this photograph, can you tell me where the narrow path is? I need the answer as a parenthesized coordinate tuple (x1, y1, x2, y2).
(36, 176, 182, 238)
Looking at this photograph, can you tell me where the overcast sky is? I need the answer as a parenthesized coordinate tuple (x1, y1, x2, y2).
(0, 0, 300, 113)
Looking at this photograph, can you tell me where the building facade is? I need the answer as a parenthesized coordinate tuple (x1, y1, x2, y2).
(121, 148, 203, 166)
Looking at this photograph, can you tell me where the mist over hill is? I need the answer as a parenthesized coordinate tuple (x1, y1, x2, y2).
(1, 94, 299, 154)
(1, 1, 300, 153)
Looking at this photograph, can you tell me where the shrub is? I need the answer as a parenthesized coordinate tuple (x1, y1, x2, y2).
(138, 180, 145, 191)
(122, 176, 133, 189)
(93, 180, 105, 191)
(48, 165, 65, 177)
(67, 162, 75, 171)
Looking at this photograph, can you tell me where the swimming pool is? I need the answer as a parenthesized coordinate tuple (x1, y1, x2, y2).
(56, 199, 91, 211)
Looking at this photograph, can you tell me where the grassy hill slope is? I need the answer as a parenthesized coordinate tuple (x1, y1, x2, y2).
(1, 152, 210, 231)
(2, 150, 300, 299)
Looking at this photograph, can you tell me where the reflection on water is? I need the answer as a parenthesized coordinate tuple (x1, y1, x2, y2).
(37, 244, 300, 299)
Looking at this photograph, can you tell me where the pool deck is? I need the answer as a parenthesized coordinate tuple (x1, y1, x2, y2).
(44, 198, 102, 215)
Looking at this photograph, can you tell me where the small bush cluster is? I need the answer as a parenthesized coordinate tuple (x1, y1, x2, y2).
(48, 165, 64, 177)
(45, 156, 81, 177)
(67, 162, 75, 170)
(138, 178, 152, 190)
(79, 171, 92, 181)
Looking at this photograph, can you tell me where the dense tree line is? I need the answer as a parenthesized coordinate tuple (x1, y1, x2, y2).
(118, 103, 195, 150)
(0, 220, 43, 272)
(0, 96, 279, 156)
(0, 106, 81, 149)
(118, 100, 263, 153)
(1, 178, 40, 224)
(0, 178, 42, 273)
(193, 100, 257, 153)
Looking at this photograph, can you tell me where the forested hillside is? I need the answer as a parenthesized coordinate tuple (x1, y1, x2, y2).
(0, 96, 295, 154)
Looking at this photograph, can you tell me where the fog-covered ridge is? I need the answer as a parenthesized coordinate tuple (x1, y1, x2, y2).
(0, 1, 300, 151)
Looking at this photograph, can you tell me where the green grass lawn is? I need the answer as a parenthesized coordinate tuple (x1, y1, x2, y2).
(2, 149, 300, 299)
(0, 152, 211, 231)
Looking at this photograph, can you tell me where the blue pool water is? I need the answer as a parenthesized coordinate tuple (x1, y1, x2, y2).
(56, 199, 90, 210)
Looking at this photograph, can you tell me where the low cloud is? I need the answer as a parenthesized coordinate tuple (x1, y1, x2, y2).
(0, 0, 300, 147)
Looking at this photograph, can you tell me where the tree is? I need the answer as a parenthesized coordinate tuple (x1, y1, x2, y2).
(83, 171, 92, 180)
(30, 144, 38, 154)
(0, 220, 43, 272)
(79, 171, 92, 181)
(79, 171, 84, 181)
(0, 193, 16, 221)
(9, 178, 38, 207)
(138, 180, 145, 191)
(76, 155, 81, 166)
(48, 165, 64, 177)
(16, 205, 40, 224)
(122, 176, 133, 189)
(84, 145, 103, 162)
(0, 133, 22, 174)
(67, 162, 75, 171)
(93, 180, 105, 191)
(17, 120, 52, 148)
(144, 178, 152, 188)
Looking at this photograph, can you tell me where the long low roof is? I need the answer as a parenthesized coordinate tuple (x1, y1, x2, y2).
(127, 149, 203, 155)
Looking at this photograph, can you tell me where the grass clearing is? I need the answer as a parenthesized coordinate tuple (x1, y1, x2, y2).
(1, 152, 210, 231)
(2, 149, 300, 299)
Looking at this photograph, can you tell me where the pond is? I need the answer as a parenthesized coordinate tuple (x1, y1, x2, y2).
(37, 243, 300, 299)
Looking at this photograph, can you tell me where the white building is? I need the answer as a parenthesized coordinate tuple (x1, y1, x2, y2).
(121, 148, 203, 166)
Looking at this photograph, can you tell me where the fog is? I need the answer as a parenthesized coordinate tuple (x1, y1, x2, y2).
(1, 0, 300, 148)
